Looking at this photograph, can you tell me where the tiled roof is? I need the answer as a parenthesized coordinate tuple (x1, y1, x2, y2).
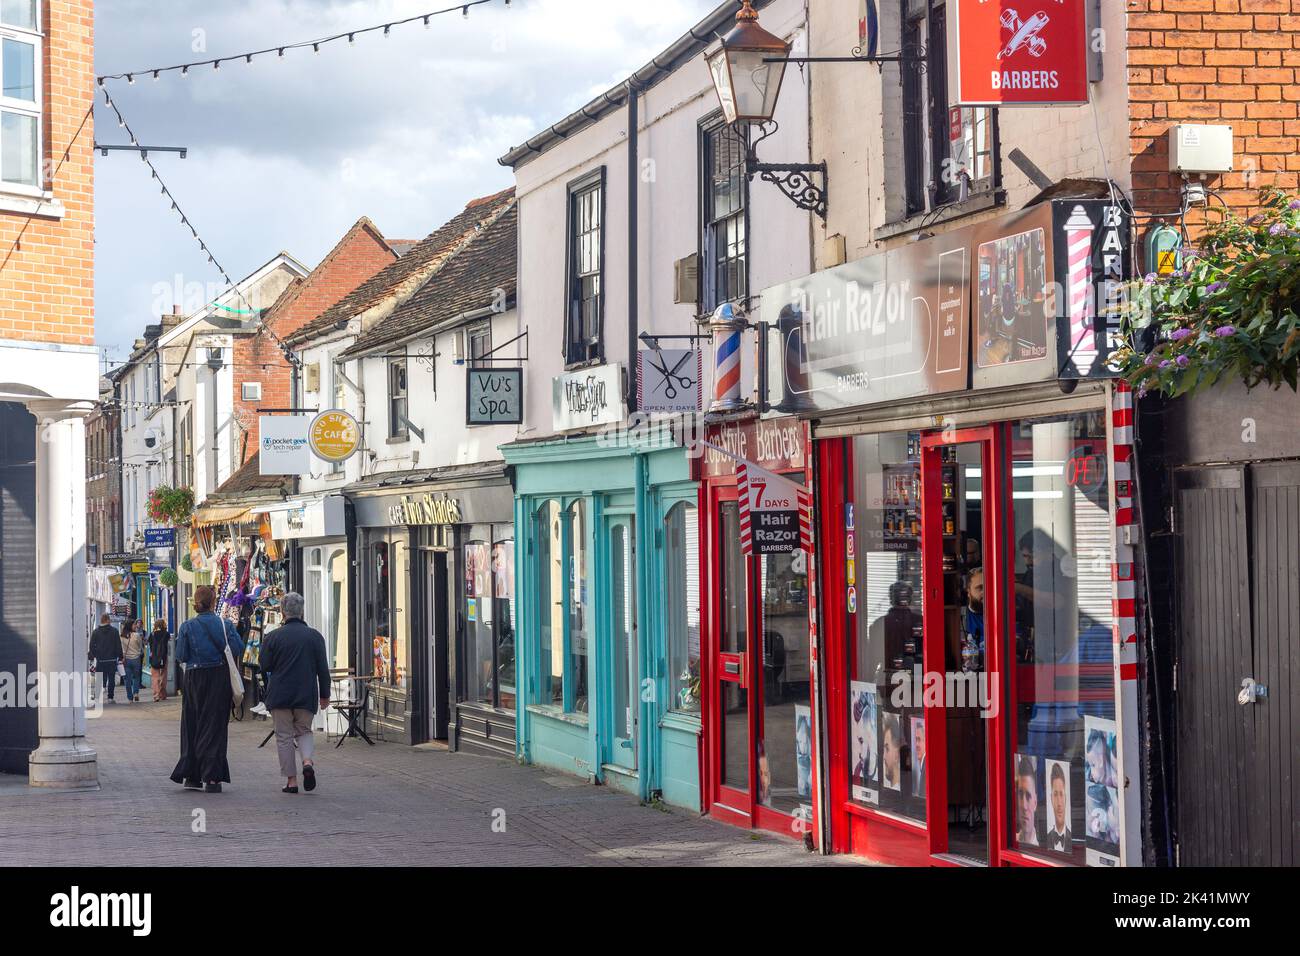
(341, 200, 517, 358)
(285, 189, 515, 346)
(208, 453, 289, 499)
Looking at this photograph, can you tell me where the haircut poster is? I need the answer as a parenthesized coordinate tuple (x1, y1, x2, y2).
(850, 681, 879, 805)
(1084, 716, 1120, 866)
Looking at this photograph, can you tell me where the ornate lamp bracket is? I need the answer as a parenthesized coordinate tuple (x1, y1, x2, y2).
(746, 121, 828, 222)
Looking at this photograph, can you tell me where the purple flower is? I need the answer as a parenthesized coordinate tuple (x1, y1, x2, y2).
(1144, 353, 1158, 366)
(1159, 359, 1173, 369)
(1170, 328, 1193, 341)
(1215, 325, 1236, 337)
(1289, 200, 1300, 211)
(1269, 222, 1286, 236)
(1176, 354, 1190, 368)
(1144, 272, 1158, 285)
(1137, 384, 1149, 399)
(1205, 281, 1225, 294)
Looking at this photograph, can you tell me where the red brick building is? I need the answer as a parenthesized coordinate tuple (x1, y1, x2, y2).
(231, 218, 398, 466)
(1128, 0, 1300, 246)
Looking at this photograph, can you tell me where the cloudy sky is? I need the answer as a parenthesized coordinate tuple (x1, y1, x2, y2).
(93, 0, 720, 359)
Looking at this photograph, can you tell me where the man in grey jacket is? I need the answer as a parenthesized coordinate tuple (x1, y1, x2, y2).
(260, 593, 331, 794)
(87, 614, 122, 703)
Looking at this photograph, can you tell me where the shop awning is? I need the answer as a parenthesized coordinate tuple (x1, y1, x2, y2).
(191, 504, 253, 528)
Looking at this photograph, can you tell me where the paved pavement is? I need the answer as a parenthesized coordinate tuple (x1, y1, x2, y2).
(0, 696, 851, 867)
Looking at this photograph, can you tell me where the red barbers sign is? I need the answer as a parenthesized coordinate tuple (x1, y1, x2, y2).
(953, 0, 1089, 107)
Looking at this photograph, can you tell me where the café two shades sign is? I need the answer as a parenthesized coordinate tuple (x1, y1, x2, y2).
(953, 0, 1090, 106)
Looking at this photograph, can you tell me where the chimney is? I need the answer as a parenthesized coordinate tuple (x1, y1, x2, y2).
(133, 338, 146, 351)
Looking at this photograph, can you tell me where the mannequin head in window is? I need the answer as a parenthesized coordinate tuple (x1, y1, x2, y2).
(1018, 528, 1067, 577)
(888, 581, 914, 609)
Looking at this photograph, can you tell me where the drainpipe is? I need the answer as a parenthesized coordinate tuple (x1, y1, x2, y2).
(627, 80, 640, 410)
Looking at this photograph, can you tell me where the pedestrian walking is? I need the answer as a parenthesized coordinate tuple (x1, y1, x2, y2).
(122, 619, 145, 702)
(149, 619, 170, 702)
(259, 593, 331, 794)
(169, 585, 244, 794)
(87, 614, 122, 704)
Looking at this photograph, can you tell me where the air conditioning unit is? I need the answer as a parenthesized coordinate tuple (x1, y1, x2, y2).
(674, 253, 699, 305)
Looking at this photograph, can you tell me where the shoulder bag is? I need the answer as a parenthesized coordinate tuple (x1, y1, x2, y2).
(199, 615, 245, 706)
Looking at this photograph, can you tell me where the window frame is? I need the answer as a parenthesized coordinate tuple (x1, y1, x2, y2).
(899, 0, 1001, 219)
(329, 356, 346, 472)
(699, 113, 750, 314)
(467, 321, 492, 369)
(387, 355, 409, 441)
(0, 1, 42, 194)
(563, 167, 606, 368)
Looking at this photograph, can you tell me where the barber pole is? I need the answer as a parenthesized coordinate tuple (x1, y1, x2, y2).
(709, 301, 747, 412)
(1065, 204, 1097, 376)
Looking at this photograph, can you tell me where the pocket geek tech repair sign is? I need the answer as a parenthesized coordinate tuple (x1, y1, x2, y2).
(953, 0, 1089, 106)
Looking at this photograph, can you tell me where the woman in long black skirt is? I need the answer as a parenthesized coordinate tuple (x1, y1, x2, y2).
(170, 584, 244, 793)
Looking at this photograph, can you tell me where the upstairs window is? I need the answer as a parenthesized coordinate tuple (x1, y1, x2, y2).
(468, 322, 492, 369)
(387, 356, 408, 440)
(701, 119, 748, 312)
(565, 169, 604, 366)
(0, 1, 40, 190)
(900, 0, 998, 218)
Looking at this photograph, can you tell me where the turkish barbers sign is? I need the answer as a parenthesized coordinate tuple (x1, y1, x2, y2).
(552, 363, 626, 431)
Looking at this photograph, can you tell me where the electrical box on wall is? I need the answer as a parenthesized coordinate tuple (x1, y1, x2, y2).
(1168, 124, 1234, 174)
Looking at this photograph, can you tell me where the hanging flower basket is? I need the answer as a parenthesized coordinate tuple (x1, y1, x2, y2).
(146, 485, 195, 526)
(158, 567, 179, 589)
(1114, 187, 1300, 398)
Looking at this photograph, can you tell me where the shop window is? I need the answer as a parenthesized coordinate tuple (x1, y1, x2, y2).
(0, 1, 40, 190)
(387, 357, 408, 440)
(464, 537, 493, 706)
(537, 500, 564, 707)
(847, 431, 927, 822)
(700, 118, 748, 312)
(533, 499, 589, 715)
(1006, 411, 1114, 865)
(492, 535, 515, 711)
(567, 500, 590, 714)
(898, 0, 998, 218)
(369, 539, 393, 683)
(718, 501, 749, 789)
(328, 548, 347, 670)
(391, 538, 409, 689)
(664, 502, 701, 713)
(759, 547, 812, 816)
(565, 168, 604, 366)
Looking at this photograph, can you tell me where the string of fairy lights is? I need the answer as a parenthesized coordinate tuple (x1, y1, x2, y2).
(97, 0, 512, 371)
(95, 0, 504, 85)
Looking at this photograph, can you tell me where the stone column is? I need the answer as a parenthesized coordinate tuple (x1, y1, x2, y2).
(27, 400, 99, 790)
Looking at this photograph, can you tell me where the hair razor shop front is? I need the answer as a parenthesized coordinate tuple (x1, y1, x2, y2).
(766, 197, 1137, 866)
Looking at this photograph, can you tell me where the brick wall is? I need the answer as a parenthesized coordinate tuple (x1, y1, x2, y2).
(1129, 0, 1299, 258)
(231, 220, 395, 464)
(0, 0, 94, 345)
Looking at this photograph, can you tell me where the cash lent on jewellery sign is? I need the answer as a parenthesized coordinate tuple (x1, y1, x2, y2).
(953, 0, 1089, 106)
(737, 461, 812, 556)
(308, 409, 362, 464)
(259, 415, 312, 475)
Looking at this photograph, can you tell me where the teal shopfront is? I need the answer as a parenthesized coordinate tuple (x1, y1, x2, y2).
(503, 433, 701, 810)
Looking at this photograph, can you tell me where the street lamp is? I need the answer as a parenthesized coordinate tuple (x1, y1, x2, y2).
(706, 1, 827, 221)
(706, 0, 791, 126)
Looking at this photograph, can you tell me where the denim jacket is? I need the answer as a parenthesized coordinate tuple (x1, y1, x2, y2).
(175, 612, 244, 670)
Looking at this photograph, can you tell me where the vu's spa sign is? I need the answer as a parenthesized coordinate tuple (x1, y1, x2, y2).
(467, 367, 523, 426)
(552, 363, 625, 432)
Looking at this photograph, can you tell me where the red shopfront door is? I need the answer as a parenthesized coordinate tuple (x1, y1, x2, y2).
(919, 426, 1011, 865)
(706, 485, 814, 837)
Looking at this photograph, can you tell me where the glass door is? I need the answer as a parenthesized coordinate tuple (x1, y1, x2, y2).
(920, 427, 1008, 866)
(714, 497, 753, 818)
(608, 516, 638, 771)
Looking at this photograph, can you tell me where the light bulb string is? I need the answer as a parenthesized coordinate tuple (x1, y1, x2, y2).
(96, 0, 501, 85)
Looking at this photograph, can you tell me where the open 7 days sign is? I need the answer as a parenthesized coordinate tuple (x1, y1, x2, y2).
(954, 0, 1089, 107)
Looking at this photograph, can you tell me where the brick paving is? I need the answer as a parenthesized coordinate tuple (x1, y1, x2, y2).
(0, 697, 854, 867)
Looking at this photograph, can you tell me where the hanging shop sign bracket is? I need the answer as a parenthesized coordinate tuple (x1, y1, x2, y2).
(457, 328, 530, 365)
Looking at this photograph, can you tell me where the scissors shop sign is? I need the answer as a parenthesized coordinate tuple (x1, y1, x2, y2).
(637, 348, 703, 413)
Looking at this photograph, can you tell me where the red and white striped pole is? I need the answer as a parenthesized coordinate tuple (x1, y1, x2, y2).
(1065, 204, 1097, 376)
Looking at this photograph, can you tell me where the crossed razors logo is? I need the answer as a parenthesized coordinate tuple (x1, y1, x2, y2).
(981, 0, 1066, 60)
